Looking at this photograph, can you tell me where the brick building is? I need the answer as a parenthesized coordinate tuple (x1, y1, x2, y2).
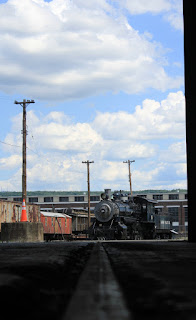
(135, 191, 188, 235)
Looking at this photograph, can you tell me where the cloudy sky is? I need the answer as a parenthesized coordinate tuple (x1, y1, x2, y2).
(0, 0, 186, 192)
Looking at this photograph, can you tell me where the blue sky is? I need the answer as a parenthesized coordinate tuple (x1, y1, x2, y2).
(0, 0, 186, 192)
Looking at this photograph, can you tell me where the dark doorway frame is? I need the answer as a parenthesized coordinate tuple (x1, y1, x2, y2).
(183, 1, 196, 241)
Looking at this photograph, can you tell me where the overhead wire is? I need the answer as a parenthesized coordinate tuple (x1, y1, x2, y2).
(0, 125, 86, 173)
(0, 140, 21, 148)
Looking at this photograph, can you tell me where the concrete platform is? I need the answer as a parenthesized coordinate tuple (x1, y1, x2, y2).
(1, 222, 44, 242)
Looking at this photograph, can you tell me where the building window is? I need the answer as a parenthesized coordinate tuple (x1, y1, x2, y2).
(13, 197, 22, 202)
(59, 197, 69, 202)
(28, 197, 38, 203)
(44, 197, 53, 202)
(169, 194, 179, 200)
(139, 195, 147, 198)
(153, 194, 163, 200)
(185, 207, 188, 222)
(75, 196, 84, 202)
(90, 196, 100, 201)
(45, 217, 47, 226)
(168, 207, 179, 221)
(155, 207, 163, 214)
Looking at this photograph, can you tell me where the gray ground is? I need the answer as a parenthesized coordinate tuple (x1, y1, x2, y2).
(0, 241, 94, 320)
(103, 241, 196, 320)
(0, 240, 196, 320)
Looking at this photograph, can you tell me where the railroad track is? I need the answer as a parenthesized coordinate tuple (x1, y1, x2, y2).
(64, 242, 131, 320)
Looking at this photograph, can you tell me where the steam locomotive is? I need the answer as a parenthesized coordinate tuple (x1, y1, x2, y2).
(89, 189, 172, 240)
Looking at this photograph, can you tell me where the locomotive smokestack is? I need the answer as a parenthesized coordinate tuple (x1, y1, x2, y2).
(104, 189, 111, 200)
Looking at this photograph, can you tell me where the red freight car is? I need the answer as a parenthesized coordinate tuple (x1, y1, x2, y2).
(40, 211, 72, 241)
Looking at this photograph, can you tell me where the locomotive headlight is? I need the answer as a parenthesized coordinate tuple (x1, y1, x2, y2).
(100, 204, 111, 220)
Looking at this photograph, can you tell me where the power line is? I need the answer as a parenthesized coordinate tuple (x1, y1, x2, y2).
(0, 140, 21, 148)
(0, 139, 52, 164)
(0, 140, 38, 154)
(0, 139, 87, 172)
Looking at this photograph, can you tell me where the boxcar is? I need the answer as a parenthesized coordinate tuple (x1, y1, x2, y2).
(40, 211, 72, 241)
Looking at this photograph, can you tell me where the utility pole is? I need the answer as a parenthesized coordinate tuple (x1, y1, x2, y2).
(123, 160, 135, 196)
(14, 99, 35, 203)
(82, 160, 94, 229)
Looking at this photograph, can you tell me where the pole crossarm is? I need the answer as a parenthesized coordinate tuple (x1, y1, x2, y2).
(82, 161, 94, 164)
(14, 99, 35, 107)
(123, 160, 135, 164)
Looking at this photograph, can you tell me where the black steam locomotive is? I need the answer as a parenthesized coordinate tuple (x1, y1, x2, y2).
(88, 190, 172, 240)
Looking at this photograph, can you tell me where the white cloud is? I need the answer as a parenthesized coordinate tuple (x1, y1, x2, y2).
(0, 91, 186, 191)
(164, 0, 183, 31)
(160, 141, 186, 162)
(102, 141, 156, 160)
(120, 0, 183, 31)
(34, 122, 103, 153)
(2, 133, 22, 154)
(0, 0, 183, 101)
(93, 91, 185, 140)
(98, 161, 127, 182)
(175, 163, 187, 176)
(44, 112, 70, 124)
(122, 0, 172, 15)
(132, 161, 187, 190)
(147, 181, 187, 190)
(133, 167, 161, 188)
(0, 154, 21, 169)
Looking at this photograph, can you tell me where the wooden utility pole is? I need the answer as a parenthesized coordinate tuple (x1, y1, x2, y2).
(123, 160, 135, 196)
(14, 99, 35, 203)
(82, 160, 94, 229)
